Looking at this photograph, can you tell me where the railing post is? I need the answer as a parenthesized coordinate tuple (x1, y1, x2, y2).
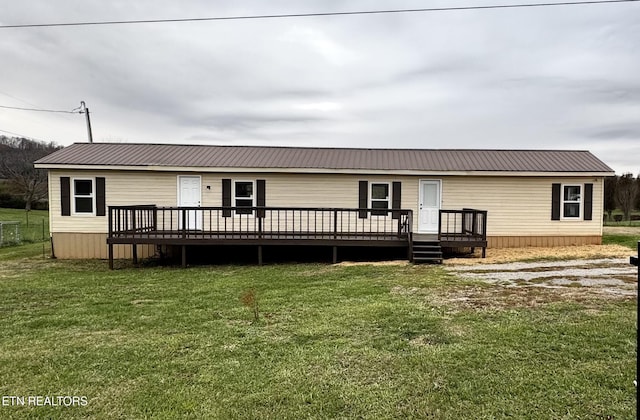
(333, 209, 338, 239)
(181, 209, 186, 238)
(482, 211, 487, 239)
(131, 209, 137, 237)
(407, 211, 414, 262)
(153, 206, 158, 232)
(108, 206, 113, 238)
(461, 210, 467, 235)
(472, 210, 478, 236)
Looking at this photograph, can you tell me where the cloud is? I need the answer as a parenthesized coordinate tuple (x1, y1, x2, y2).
(0, 0, 639, 174)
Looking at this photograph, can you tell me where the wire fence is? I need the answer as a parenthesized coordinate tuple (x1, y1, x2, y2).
(0, 219, 48, 246)
(0, 221, 20, 246)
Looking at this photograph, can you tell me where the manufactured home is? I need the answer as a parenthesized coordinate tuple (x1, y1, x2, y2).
(34, 143, 614, 267)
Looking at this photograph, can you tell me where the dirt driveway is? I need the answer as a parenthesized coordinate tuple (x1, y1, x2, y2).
(446, 258, 637, 297)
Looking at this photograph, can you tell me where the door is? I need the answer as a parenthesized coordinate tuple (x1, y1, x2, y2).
(178, 176, 202, 230)
(418, 180, 441, 233)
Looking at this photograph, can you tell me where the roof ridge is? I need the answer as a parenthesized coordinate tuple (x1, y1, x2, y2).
(70, 142, 589, 153)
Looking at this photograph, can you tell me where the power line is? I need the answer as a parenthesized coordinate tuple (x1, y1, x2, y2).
(0, 128, 49, 142)
(0, 0, 637, 29)
(0, 91, 40, 108)
(0, 104, 80, 114)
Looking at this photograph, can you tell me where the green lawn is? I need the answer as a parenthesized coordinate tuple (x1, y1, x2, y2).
(0, 208, 49, 244)
(0, 245, 636, 419)
(603, 234, 640, 250)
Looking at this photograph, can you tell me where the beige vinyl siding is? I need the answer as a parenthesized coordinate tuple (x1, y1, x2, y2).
(441, 176, 603, 236)
(200, 173, 413, 235)
(49, 170, 179, 233)
(201, 173, 417, 208)
(49, 169, 604, 238)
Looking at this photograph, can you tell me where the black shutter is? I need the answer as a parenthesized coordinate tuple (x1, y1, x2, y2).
(551, 183, 561, 220)
(222, 179, 232, 217)
(583, 183, 593, 221)
(60, 177, 70, 216)
(96, 177, 106, 216)
(392, 181, 402, 219)
(256, 179, 266, 218)
(358, 181, 368, 219)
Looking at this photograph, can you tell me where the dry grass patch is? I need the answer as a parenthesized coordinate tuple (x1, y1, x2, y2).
(392, 280, 635, 313)
(334, 260, 409, 267)
(445, 244, 632, 265)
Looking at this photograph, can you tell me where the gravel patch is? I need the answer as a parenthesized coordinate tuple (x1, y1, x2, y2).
(446, 258, 637, 296)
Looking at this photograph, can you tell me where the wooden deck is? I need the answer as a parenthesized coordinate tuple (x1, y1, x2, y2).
(108, 206, 413, 267)
(107, 206, 487, 267)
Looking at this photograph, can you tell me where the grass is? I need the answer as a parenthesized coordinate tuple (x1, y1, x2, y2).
(603, 234, 640, 250)
(0, 245, 636, 419)
(0, 208, 49, 245)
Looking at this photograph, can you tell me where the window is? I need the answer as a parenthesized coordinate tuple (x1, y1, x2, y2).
(73, 179, 94, 214)
(370, 182, 390, 215)
(562, 185, 581, 219)
(234, 181, 254, 214)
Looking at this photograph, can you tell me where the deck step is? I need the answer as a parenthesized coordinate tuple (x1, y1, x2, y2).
(412, 240, 443, 264)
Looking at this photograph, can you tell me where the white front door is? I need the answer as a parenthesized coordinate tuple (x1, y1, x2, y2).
(418, 180, 441, 233)
(178, 176, 202, 230)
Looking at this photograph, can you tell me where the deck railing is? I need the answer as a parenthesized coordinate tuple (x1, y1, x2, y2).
(438, 208, 487, 241)
(108, 205, 412, 241)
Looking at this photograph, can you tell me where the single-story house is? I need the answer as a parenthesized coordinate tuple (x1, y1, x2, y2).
(34, 143, 614, 266)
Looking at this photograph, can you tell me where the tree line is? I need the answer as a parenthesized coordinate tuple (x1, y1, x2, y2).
(0, 136, 61, 210)
(604, 173, 640, 221)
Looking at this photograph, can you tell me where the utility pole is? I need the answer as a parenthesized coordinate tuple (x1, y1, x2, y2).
(80, 101, 93, 143)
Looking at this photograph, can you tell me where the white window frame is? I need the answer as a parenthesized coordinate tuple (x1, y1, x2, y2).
(561, 184, 582, 220)
(232, 180, 255, 216)
(72, 178, 95, 216)
(369, 182, 391, 216)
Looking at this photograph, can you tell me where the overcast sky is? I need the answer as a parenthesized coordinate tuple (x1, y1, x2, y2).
(1, 0, 638, 174)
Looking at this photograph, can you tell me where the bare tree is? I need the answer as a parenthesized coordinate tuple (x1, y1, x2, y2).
(614, 173, 638, 221)
(636, 174, 640, 212)
(0, 136, 60, 212)
(603, 176, 617, 221)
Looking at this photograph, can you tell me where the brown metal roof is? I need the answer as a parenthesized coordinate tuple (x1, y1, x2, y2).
(35, 143, 614, 173)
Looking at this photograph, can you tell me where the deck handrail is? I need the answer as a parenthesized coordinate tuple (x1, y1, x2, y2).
(438, 209, 487, 241)
(108, 205, 413, 241)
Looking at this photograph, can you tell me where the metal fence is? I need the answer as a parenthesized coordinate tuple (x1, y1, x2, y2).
(0, 221, 21, 246)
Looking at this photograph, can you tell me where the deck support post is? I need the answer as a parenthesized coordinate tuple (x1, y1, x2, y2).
(108, 243, 114, 270)
(258, 245, 263, 266)
(332, 246, 337, 264)
(181, 245, 187, 268)
(482, 247, 486, 258)
(132, 244, 138, 265)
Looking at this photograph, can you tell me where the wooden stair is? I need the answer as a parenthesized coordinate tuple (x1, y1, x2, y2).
(412, 239, 443, 264)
